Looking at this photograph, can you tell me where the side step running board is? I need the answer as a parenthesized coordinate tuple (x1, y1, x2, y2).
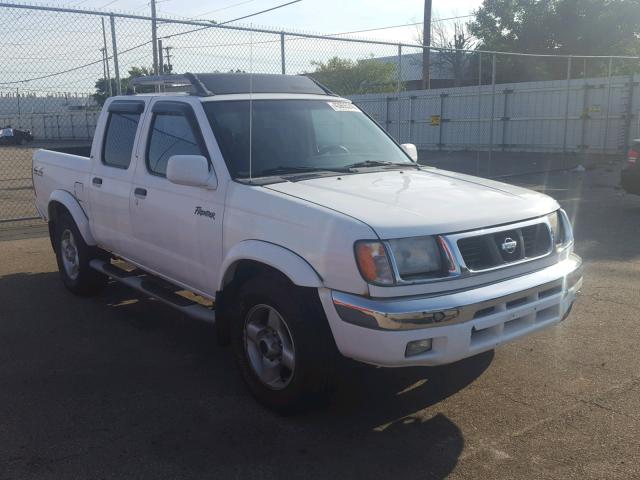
(89, 259, 216, 325)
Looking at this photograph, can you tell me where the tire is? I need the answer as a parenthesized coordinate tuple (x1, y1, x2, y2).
(231, 273, 338, 412)
(53, 211, 107, 296)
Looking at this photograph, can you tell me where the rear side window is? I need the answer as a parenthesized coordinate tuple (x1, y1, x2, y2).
(102, 111, 141, 169)
(147, 113, 206, 176)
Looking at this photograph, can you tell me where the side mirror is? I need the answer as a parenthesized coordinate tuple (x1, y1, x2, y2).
(401, 143, 418, 162)
(166, 155, 217, 189)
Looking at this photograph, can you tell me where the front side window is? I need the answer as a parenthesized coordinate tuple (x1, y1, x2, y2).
(204, 99, 413, 179)
(102, 112, 140, 169)
(147, 112, 206, 176)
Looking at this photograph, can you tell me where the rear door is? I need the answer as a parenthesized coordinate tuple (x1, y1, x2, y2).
(89, 99, 145, 254)
(128, 99, 223, 295)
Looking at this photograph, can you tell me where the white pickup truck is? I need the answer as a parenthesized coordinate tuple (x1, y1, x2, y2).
(32, 73, 582, 410)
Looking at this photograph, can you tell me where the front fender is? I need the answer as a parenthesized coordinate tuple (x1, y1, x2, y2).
(48, 190, 96, 246)
(219, 240, 323, 290)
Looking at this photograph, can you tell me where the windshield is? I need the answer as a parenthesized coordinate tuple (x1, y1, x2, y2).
(203, 99, 414, 179)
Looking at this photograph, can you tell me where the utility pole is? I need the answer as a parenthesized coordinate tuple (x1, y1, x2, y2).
(164, 45, 173, 73)
(101, 17, 112, 97)
(421, 0, 432, 90)
(100, 48, 108, 95)
(110, 14, 122, 95)
(150, 0, 159, 77)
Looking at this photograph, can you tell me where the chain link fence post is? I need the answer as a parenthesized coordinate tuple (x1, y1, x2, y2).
(397, 44, 402, 141)
(562, 56, 572, 154)
(603, 56, 613, 155)
(476, 52, 482, 176)
(280, 31, 286, 74)
(488, 53, 496, 176)
(580, 59, 590, 166)
(622, 70, 636, 152)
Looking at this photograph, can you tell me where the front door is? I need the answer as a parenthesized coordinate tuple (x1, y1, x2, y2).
(128, 100, 222, 296)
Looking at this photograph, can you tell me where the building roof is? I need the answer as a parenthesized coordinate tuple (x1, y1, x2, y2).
(373, 52, 455, 82)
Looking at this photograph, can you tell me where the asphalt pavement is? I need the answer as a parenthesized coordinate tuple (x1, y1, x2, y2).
(0, 164, 639, 479)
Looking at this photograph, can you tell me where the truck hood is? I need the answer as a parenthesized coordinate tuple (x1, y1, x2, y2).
(265, 168, 559, 238)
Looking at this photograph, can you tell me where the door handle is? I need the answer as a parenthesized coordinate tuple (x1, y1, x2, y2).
(134, 187, 147, 198)
(92, 177, 102, 186)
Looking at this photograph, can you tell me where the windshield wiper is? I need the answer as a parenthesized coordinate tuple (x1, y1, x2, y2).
(344, 160, 416, 170)
(256, 165, 350, 177)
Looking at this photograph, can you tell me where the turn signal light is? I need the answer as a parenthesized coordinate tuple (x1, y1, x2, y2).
(354, 241, 394, 285)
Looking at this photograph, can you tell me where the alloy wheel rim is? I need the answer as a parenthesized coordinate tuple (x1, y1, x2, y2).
(244, 304, 296, 390)
(60, 229, 80, 280)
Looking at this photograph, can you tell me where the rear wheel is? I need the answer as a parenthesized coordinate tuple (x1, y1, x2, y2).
(231, 273, 337, 412)
(53, 211, 107, 296)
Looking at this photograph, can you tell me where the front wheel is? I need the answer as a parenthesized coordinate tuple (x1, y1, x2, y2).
(231, 274, 337, 412)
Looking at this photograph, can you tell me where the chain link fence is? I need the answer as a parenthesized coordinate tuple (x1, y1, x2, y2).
(1, 2, 639, 226)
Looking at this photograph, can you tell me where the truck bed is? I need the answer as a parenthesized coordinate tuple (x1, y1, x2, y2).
(32, 149, 92, 219)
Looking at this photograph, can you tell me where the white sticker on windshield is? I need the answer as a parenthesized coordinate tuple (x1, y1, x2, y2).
(327, 101, 360, 112)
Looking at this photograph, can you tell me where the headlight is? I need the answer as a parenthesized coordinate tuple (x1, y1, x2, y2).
(548, 209, 573, 248)
(355, 236, 446, 285)
(354, 241, 394, 285)
(388, 236, 443, 280)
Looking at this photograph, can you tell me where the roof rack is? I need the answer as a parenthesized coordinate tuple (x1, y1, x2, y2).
(129, 72, 336, 97)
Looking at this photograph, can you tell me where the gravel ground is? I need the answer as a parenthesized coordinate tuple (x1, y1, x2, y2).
(0, 165, 639, 479)
(0, 146, 38, 221)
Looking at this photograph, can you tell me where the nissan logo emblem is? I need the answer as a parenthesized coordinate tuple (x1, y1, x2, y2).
(501, 237, 518, 254)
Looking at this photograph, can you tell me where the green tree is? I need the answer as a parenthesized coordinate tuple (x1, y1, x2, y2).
(307, 56, 399, 95)
(469, 0, 640, 81)
(93, 66, 153, 105)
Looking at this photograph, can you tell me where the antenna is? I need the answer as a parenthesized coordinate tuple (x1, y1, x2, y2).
(249, 26, 254, 184)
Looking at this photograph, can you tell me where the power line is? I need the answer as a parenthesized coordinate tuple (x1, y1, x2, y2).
(329, 14, 474, 37)
(196, 0, 261, 17)
(96, 0, 120, 9)
(168, 15, 475, 51)
(431, 14, 474, 22)
(160, 0, 302, 40)
(0, 40, 151, 85)
(219, 0, 301, 23)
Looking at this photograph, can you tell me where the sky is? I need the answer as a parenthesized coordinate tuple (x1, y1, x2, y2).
(60, 0, 484, 43)
(0, 0, 485, 95)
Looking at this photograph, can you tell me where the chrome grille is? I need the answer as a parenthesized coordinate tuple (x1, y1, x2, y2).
(457, 236, 495, 270)
(456, 221, 552, 271)
(521, 224, 552, 257)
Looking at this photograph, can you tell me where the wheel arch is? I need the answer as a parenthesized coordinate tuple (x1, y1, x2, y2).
(214, 241, 324, 346)
(48, 190, 97, 247)
(218, 240, 323, 292)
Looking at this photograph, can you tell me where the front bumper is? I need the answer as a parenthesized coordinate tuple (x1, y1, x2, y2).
(319, 254, 582, 367)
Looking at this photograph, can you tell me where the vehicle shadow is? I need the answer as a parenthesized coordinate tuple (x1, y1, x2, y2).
(0, 271, 493, 480)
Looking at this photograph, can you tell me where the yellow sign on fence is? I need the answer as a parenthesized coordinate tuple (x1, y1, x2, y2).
(431, 115, 441, 126)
